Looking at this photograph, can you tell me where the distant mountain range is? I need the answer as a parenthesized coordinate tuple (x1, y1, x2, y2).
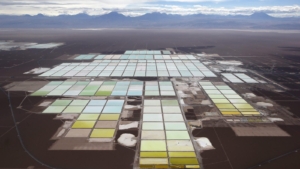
(0, 12, 299, 29)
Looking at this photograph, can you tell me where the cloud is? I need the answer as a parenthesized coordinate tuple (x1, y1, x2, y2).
(0, 0, 299, 17)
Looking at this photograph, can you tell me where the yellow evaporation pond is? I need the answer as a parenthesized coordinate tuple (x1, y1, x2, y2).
(77, 114, 99, 120)
(72, 121, 96, 128)
(219, 108, 239, 112)
(99, 114, 120, 120)
(169, 165, 185, 168)
(221, 112, 242, 116)
(140, 152, 168, 158)
(208, 95, 226, 99)
(139, 158, 168, 165)
(168, 152, 196, 157)
(185, 165, 201, 168)
(155, 165, 170, 169)
(212, 99, 230, 103)
(233, 104, 254, 109)
(141, 140, 167, 151)
(169, 158, 199, 165)
(238, 108, 257, 112)
(241, 112, 261, 115)
(139, 165, 154, 169)
(90, 129, 115, 138)
(216, 104, 235, 109)
(139, 165, 170, 169)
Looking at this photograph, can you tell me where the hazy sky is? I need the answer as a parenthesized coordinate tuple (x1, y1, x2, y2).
(0, 0, 299, 17)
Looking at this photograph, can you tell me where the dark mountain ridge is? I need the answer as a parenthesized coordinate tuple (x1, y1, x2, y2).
(0, 12, 299, 29)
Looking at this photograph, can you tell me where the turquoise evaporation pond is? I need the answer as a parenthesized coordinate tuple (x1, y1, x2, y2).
(102, 106, 123, 113)
(111, 91, 127, 95)
(88, 100, 107, 106)
(106, 100, 124, 106)
(127, 91, 143, 95)
(82, 106, 103, 113)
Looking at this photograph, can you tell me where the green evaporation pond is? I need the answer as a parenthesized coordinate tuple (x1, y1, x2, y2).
(225, 95, 242, 99)
(145, 91, 159, 96)
(62, 81, 76, 85)
(102, 81, 117, 85)
(43, 106, 66, 113)
(77, 114, 99, 120)
(51, 100, 72, 106)
(202, 86, 217, 90)
(208, 95, 226, 99)
(164, 122, 187, 130)
(70, 100, 89, 106)
(79, 91, 96, 95)
(146, 86, 159, 90)
(212, 99, 230, 104)
(142, 122, 164, 130)
(88, 100, 107, 106)
(161, 91, 175, 96)
(82, 106, 103, 114)
(166, 131, 190, 140)
(160, 86, 173, 90)
(63, 106, 85, 113)
(31, 91, 49, 96)
(95, 91, 112, 96)
(75, 81, 90, 85)
(161, 100, 178, 106)
(159, 81, 172, 86)
(215, 85, 231, 90)
(199, 82, 213, 86)
(205, 90, 221, 94)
